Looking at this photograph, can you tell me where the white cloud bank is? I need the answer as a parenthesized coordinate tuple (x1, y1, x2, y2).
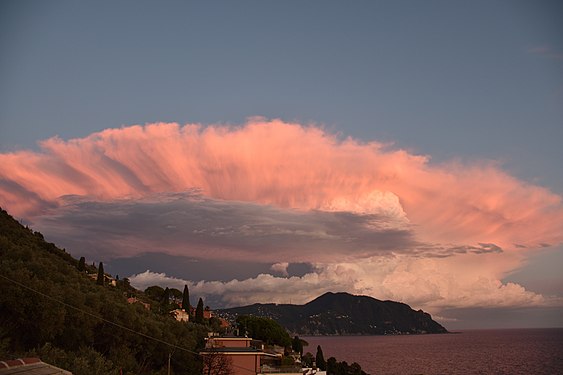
(129, 251, 560, 315)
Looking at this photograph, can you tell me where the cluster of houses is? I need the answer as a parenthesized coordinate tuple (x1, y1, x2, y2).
(87, 271, 117, 286)
(126, 296, 151, 310)
(86, 269, 320, 374)
(169, 304, 230, 329)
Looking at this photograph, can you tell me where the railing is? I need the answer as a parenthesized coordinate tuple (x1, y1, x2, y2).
(260, 365, 304, 373)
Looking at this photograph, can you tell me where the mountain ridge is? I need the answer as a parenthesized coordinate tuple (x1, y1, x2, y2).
(219, 291, 448, 335)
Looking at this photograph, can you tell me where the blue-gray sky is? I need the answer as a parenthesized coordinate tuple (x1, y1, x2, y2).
(1, 1, 562, 329)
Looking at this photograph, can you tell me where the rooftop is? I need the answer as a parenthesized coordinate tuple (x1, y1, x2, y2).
(0, 358, 72, 375)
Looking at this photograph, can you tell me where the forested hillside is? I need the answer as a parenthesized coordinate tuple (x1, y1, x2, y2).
(0, 208, 207, 374)
(220, 292, 448, 335)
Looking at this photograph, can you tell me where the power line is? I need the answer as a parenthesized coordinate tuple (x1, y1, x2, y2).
(0, 273, 260, 374)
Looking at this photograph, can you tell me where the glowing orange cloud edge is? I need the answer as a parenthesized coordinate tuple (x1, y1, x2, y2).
(1, 119, 562, 251)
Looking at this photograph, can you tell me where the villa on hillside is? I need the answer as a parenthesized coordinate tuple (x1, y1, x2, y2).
(171, 308, 190, 322)
(178, 305, 229, 327)
(87, 272, 116, 286)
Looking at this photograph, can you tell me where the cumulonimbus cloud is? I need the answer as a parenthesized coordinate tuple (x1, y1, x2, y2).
(1, 119, 561, 250)
(1, 119, 562, 312)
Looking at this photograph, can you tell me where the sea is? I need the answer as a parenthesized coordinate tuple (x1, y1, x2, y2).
(303, 328, 563, 375)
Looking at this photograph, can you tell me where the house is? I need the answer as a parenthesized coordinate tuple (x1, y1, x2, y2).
(218, 317, 231, 329)
(186, 305, 219, 321)
(126, 297, 151, 310)
(200, 336, 275, 375)
(203, 306, 213, 319)
(200, 336, 321, 375)
(171, 308, 190, 322)
(87, 273, 116, 286)
(0, 357, 72, 374)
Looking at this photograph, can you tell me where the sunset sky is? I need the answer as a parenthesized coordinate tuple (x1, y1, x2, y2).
(1, 1, 562, 329)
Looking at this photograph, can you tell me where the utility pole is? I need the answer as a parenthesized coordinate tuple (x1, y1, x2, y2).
(168, 352, 171, 375)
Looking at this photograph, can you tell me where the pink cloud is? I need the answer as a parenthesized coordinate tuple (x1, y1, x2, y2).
(1, 119, 561, 253)
(3, 119, 563, 312)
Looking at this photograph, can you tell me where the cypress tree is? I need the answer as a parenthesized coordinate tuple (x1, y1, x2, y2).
(78, 256, 85, 271)
(96, 262, 104, 285)
(316, 345, 326, 371)
(195, 297, 204, 323)
(182, 284, 191, 312)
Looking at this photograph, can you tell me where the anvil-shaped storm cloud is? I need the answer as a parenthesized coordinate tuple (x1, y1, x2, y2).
(1, 119, 562, 314)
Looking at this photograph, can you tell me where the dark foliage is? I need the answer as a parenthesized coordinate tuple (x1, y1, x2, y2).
(96, 262, 104, 285)
(0, 208, 208, 374)
(169, 288, 182, 302)
(182, 284, 191, 312)
(236, 315, 291, 347)
(77, 257, 85, 272)
(301, 352, 314, 367)
(327, 356, 368, 375)
(291, 335, 303, 355)
(196, 298, 204, 324)
(145, 285, 165, 301)
(316, 345, 326, 370)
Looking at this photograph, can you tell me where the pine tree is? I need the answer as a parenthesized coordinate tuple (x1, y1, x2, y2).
(162, 287, 170, 304)
(182, 284, 191, 312)
(195, 297, 204, 324)
(96, 262, 104, 285)
(316, 345, 326, 371)
(292, 336, 303, 355)
(78, 256, 85, 271)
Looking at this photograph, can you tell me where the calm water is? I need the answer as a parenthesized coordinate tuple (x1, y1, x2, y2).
(304, 329, 563, 375)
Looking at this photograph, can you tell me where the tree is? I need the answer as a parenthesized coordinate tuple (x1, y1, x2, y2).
(195, 298, 204, 324)
(96, 262, 104, 285)
(236, 315, 292, 347)
(161, 287, 171, 304)
(316, 345, 326, 371)
(168, 287, 182, 302)
(292, 336, 303, 355)
(159, 287, 172, 313)
(77, 257, 85, 272)
(0, 208, 211, 374)
(327, 357, 337, 374)
(182, 285, 191, 312)
(349, 362, 365, 375)
(302, 352, 314, 368)
(202, 351, 233, 375)
(144, 285, 164, 301)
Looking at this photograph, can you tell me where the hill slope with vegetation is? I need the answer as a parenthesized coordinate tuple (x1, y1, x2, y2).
(0, 208, 207, 374)
(219, 292, 448, 335)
